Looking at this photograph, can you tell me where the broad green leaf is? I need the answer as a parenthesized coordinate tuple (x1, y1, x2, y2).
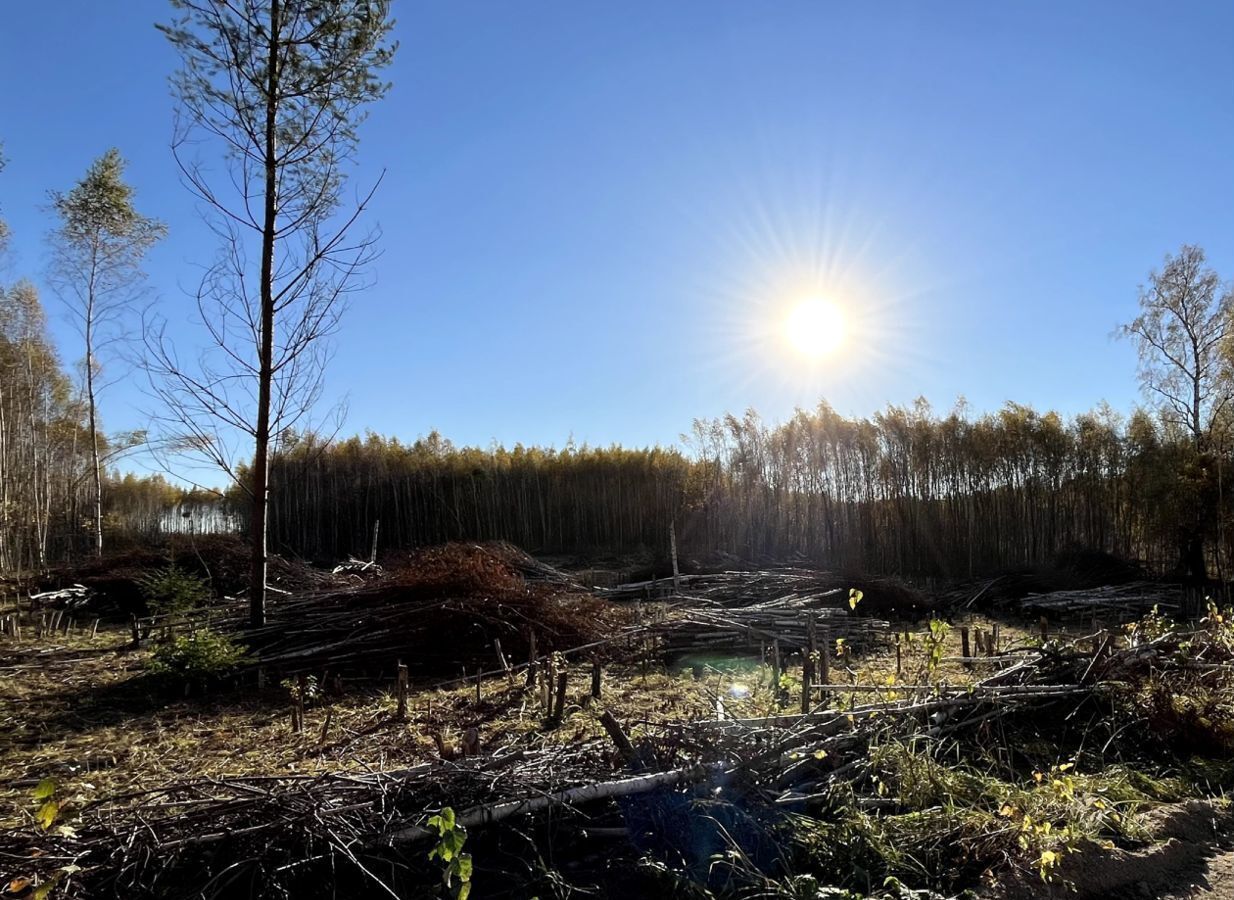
(32, 779, 56, 801)
(446, 829, 467, 858)
(35, 800, 59, 831)
(32, 870, 63, 900)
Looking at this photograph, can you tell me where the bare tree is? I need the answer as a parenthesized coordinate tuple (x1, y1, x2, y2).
(1120, 245, 1233, 451)
(1120, 245, 1233, 580)
(149, 0, 396, 626)
(0, 143, 9, 257)
(49, 149, 165, 557)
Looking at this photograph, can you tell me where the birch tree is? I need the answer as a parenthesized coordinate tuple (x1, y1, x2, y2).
(49, 149, 165, 557)
(1120, 246, 1232, 450)
(1119, 245, 1233, 579)
(149, 0, 396, 626)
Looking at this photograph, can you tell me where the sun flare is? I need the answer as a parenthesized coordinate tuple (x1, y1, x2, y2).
(784, 298, 847, 358)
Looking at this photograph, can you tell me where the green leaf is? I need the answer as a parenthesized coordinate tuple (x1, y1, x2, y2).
(457, 883, 471, 900)
(33, 779, 56, 801)
(439, 806, 456, 831)
(32, 870, 63, 900)
(456, 854, 473, 880)
(35, 800, 59, 831)
(444, 828, 467, 859)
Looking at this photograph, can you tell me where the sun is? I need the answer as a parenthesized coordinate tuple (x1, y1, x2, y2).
(784, 298, 847, 358)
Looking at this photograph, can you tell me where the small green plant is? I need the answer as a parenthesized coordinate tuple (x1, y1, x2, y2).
(147, 628, 244, 687)
(1124, 604, 1175, 645)
(778, 669, 801, 695)
(924, 618, 950, 680)
(32, 778, 59, 832)
(427, 807, 473, 899)
(137, 564, 211, 614)
(848, 588, 864, 611)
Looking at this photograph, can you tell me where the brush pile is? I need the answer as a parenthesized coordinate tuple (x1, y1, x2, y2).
(654, 606, 890, 656)
(1012, 581, 1182, 618)
(236, 542, 624, 676)
(602, 569, 930, 618)
(20, 613, 1228, 899)
(30, 535, 337, 617)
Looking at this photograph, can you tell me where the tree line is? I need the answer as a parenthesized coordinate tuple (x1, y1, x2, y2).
(237, 396, 1214, 580)
(239, 245, 1232, 581)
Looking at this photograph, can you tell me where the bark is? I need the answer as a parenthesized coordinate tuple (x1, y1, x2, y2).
(249, 0, 282, 629)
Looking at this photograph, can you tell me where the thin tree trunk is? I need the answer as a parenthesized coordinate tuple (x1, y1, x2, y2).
(249, 0, 281, 629)
(85, 277, 103, 559)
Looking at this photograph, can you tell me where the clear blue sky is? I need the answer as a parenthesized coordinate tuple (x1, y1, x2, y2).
(1, 1, 1231, 463)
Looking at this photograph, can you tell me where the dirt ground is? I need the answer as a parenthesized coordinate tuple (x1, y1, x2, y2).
(1159, 849, 1234, 900)
(993, 800, 1234, 900)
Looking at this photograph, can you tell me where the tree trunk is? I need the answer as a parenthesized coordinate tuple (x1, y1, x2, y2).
(85, 304, 103, 559)
(249, 0, 281, 629)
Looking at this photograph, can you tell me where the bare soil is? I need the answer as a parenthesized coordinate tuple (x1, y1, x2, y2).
(994, 800, 1234, 900)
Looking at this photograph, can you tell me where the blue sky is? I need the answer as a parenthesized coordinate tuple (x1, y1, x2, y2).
(1, 1, 1231, 464)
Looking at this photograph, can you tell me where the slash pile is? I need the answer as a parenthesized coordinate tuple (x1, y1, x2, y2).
(600, 569, 930, 617)
(16, 616, 1225, 899)
(235, 542, 626, 676)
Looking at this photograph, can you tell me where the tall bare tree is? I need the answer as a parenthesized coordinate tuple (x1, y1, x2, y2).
(0, 143, 9, 257)
(49, 149, 165, 557)
(150, 0, 396, 626)
(1120, 245, 1233, 451)
(1120, 245, 1233, 579)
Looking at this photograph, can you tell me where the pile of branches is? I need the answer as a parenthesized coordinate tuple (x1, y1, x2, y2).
(380, 540, 582, 589)
(1012, 581, 1182, 619)
(5, 743, 623, 899)
(27, 585, 92, 611)
(236, 542, 624, 676)
(5, 680, 1077, 898)
(22, 617, 1219, 899)
(602, 569, 930, 618)
(654, 606, 890, 656)
(30, 535, 338, 617)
